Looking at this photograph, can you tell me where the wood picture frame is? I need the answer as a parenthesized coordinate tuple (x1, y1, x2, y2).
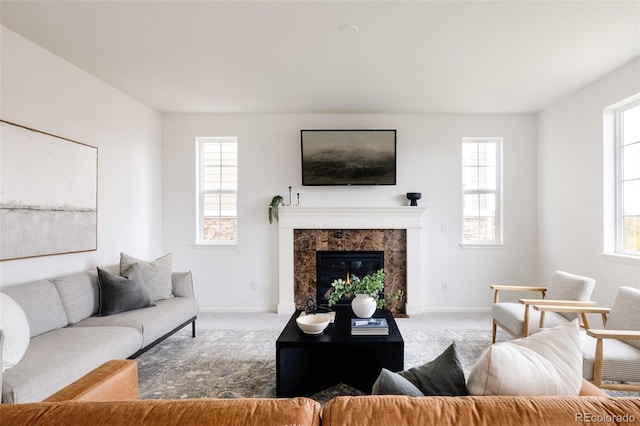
(0, 120, 98, 261)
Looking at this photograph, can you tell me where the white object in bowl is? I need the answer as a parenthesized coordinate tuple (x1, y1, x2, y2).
(296, 314, 330, 335)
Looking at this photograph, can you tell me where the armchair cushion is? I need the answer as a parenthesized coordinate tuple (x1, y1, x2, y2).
(580, 331, 640, 383)
(604, 286, 640, 350)
(544, 272, 595, 321)
(468, 321, 582, 396)
(492, 303, 569, 337)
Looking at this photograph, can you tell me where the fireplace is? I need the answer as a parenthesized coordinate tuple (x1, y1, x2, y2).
(316, 250, 384, 308)
(292, 228, 407, 316)
(277, 206, 426, 316)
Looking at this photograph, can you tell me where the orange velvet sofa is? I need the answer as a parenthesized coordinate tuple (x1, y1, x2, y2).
(1, 360, 638, 426)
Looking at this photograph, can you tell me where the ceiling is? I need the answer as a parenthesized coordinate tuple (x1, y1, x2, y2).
(1, 0, 639, 115)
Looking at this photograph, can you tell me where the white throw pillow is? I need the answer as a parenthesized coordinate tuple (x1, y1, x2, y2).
(467, 320, 582, 396)
(0, 292, 31, 371)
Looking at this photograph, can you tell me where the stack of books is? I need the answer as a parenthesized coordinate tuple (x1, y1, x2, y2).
(351, 318, 389, 335)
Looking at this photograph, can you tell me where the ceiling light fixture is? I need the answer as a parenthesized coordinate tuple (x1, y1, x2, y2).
(340, 24, 360, 35)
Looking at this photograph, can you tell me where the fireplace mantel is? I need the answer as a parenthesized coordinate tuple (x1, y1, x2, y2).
(277, 206, 426, 315)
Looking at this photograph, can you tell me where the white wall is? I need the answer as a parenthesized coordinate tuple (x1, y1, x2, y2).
(3, 23, 635, 314)
(0, 26, 164, 286)
(163, 113, 538, 312)
(538, 58, 640, 309)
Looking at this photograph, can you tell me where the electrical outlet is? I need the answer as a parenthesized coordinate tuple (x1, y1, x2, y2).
(442, 282, 448, 291)
(441, 224, 447, 233)
(250, 280, 257, 291)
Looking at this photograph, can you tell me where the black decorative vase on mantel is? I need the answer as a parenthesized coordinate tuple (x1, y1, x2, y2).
(406, 192, 422, 206)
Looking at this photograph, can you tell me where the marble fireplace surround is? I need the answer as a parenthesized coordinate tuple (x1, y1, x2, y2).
(277, 206, 426, 315)
(295, 229, 406, 316)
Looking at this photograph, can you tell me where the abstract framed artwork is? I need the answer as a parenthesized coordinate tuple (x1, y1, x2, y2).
(0, 120, 98, 261)
(301, 129, 397, 186)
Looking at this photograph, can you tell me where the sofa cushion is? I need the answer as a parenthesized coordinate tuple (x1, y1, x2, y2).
(467, 320, 582, 396)
(51, 271, 99, 324)
(372, 368, 424, 396)
(398, 342, 468, 396)
(120, 253, 173, 301)
(321, 395, 640, 426)
(97, 265, 154, 316)
(0, 280, 68, 337)
(372, 343, 467, 397)
(0, 293, 30, 372)
(1, 326, 143, 404)
(74, 296, 199, 347)
(0, 397, 323, 425)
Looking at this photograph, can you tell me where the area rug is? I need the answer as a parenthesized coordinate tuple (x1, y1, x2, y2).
(137, 328, 639, 402)
(137, 327, 492, 403)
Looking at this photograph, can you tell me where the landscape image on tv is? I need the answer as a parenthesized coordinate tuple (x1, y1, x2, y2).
(301, 130, 396, 185)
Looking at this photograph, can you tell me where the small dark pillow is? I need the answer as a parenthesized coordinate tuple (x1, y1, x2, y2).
(398, 342, 468, 396)
(372, 368, 424, 396)
(97, 264, 154, 316)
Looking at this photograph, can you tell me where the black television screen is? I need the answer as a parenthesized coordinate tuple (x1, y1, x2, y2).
(301, 129, 397, 186)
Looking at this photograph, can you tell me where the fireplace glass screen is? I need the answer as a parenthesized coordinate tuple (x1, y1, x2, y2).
(316, 250, 384, 307)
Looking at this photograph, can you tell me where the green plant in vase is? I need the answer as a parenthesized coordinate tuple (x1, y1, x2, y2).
(268, 195, 284, 224)
(327, 269, 386, 309)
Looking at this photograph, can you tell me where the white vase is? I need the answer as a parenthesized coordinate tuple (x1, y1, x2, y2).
(351, 293, 377, 318)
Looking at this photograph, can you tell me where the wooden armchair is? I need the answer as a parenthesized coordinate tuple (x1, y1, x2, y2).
(491, 271, 596, 343)
(534, 286, 640, 392)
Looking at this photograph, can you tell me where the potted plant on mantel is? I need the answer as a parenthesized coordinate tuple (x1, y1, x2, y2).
(268, 195, 284, 224)
(327, 269, 386, 318)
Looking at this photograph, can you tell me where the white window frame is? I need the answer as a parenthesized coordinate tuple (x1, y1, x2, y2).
(461, 137, 503, 246)
(195, 136, 238, 246)
(608, 97, 640, 258)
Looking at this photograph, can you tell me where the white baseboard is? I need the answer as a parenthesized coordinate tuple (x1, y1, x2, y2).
(421, 306, 491, 313)
(277, 303, 296, 315)
(198, 307, 277, 314)
(405, 303, 424, 316)
(197, 306, 491, 314)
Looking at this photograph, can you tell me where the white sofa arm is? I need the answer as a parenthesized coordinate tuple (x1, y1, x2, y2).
(171, 271, 195, 298)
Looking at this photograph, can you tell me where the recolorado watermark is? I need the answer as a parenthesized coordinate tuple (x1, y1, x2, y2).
(576, 412, 636, 423)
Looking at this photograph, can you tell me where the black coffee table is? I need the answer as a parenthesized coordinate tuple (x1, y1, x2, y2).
(275, 308, 404, 397)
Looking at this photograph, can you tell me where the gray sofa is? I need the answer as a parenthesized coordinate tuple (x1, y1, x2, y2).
(0, 265, 199, 403)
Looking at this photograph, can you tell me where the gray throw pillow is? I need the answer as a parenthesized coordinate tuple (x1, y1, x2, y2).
(120, 252, 173, 301)
(398, 342, 468, 396)
(372, 368, 424, 396)
(97, 264, 154, 316)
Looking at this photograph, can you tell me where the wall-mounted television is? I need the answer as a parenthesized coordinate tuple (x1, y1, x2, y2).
(301, 129, 397, 186)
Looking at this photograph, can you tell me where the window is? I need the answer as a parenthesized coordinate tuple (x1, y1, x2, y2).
(462, 138, 502, 245)
(196, 137, 237, 244)
(614, 99, 640, 255)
